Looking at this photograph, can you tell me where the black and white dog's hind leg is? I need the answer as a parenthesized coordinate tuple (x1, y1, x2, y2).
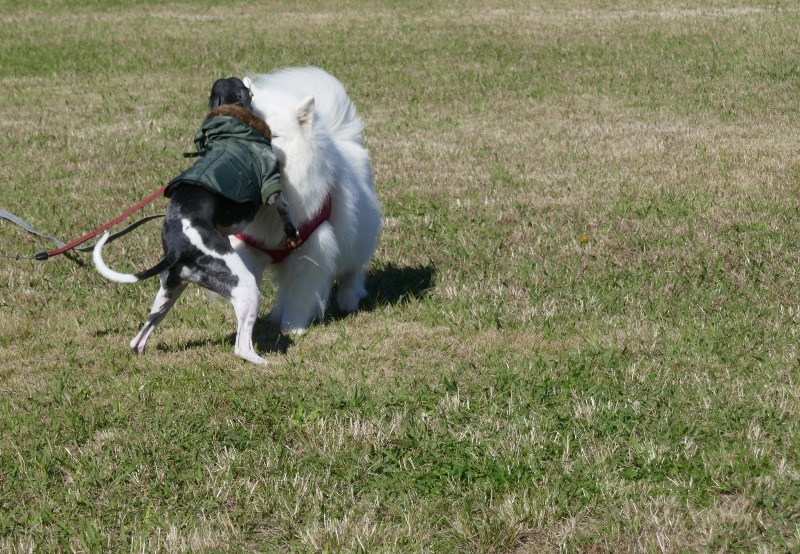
(176, 215, 266, 364)
(93, 187, 270, 365)
(94, 228, 267, 365)
(129, 273, 188, 356)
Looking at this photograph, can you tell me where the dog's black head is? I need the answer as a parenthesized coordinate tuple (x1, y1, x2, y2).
(209, 77, 252, 111)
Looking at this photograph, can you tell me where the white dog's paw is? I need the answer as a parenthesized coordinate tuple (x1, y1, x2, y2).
(280, 323, 307, 336)
(336, 288, 362, 313)
(272, 308, 310, 335)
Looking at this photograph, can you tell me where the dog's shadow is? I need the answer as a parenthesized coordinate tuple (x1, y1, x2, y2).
(350, 261, 436, 314)
(248, 261, 436, 353)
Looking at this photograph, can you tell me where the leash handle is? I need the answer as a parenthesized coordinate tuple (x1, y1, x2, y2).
(35, 184, 168, 260)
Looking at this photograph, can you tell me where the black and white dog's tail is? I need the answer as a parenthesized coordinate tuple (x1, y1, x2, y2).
(93, 232, 177, 283)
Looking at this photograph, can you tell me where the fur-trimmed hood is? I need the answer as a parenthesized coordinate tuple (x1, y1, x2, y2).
(204, 104, 271, 141)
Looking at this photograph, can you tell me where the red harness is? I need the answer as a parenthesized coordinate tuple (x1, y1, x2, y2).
(235, 196, 332, 263)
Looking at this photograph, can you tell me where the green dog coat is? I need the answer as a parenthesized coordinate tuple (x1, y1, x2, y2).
(166, 104, 281, 206)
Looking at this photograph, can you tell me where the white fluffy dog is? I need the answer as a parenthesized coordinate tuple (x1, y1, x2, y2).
(233, 67, 381, 335)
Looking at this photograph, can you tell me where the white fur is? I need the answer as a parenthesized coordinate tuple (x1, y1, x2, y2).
(235, 67, 381, 334)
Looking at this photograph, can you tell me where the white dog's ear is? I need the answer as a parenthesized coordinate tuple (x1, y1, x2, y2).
(296, 96, 315, 131)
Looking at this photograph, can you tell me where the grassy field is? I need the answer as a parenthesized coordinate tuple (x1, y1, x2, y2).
(1, 0, 799, 551)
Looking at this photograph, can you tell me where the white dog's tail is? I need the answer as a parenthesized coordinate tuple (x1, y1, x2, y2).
(322, 92, 364, 146)
(93, 232, 175, 284)
(245, 67, 365, 145)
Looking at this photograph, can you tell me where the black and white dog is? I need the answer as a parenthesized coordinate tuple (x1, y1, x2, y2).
(93, 78, 298, 365)
(209, 76, 253, 111)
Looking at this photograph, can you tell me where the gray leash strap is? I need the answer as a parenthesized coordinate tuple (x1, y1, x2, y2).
(0, 209, 66, 248)
(0, 209, 165, 259)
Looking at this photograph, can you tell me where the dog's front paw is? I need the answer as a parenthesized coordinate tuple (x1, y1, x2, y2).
(282, 325, 307, 337)
(284, 225, 302, 249)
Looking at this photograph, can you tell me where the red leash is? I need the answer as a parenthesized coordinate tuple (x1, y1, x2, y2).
(34, 184, 168, 260)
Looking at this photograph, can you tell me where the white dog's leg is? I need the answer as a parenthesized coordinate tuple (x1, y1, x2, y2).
(267, 288, 287, 329)
(273, 266, 334, 334)
(336, 270, 368, 313)
(271, 225, 338, 335)
(130, 280, 188, 356)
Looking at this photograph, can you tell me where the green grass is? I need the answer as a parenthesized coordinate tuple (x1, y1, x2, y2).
(1, 1, 799, 552)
